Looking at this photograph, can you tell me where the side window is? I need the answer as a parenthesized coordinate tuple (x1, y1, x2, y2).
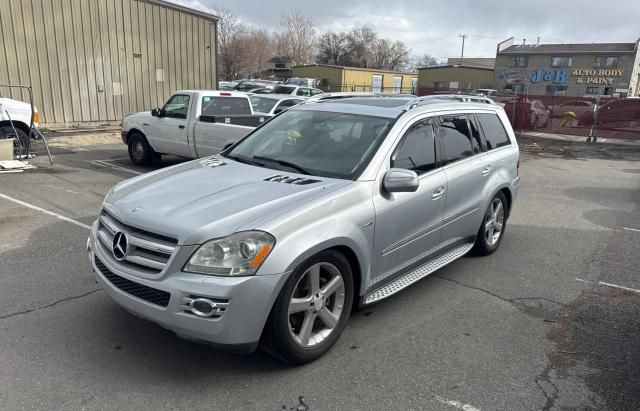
(438, 115, 474, 164)
(468, 115, 484, 153)
(311, 89, 324, 96)
(296, 88, 311, 97)
(391, 120, 436, 174)
(476, 113, 511, 150)
(274, 100, 296, 113)
(201, 97, 251, 116)
(162, 94, 190, 119)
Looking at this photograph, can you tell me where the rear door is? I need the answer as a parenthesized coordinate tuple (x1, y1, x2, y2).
(437, 113, 489, 243)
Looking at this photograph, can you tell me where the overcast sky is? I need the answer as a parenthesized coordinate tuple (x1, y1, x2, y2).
(174, 0, 640, 60)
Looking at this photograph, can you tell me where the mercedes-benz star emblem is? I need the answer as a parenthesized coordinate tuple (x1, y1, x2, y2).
(112, 231, 128, 261)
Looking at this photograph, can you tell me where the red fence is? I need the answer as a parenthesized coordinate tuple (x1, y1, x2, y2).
(418, 87, 640, 140)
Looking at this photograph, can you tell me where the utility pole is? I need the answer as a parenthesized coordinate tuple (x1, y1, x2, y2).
(459, 34, 468, 63)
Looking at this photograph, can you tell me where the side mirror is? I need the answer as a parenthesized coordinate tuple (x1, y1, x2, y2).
(151, 108, 162, 117)
(383, 168, 419, 193)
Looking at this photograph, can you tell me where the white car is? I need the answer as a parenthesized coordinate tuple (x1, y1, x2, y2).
(271, 85, 324, 97)
(0, 96, 40, 150)
(249, 94, 305, 116)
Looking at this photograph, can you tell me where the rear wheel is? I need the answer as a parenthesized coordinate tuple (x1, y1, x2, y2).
(263, 250, 354, 364)
(127, 132, 154, 165)
(472, 192, 507, 256)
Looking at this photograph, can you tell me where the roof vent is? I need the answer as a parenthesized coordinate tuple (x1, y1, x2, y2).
(263, 175, 321, 185)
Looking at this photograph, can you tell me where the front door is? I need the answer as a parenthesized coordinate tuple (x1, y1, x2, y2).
(370, 118, 447, 289)
(148, 94, 191, 156)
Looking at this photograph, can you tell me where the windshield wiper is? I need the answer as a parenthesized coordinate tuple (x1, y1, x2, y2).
(252, 156, 311, 175)
(225, 154, 265, 167)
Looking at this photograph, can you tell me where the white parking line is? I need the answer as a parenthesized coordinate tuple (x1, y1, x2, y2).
(89, 159, 142, 175)
(623, 227, 640, 233)
(0, 192, 91, 230)
(433, 395, 481, 411)
(575, 278, 640, 294)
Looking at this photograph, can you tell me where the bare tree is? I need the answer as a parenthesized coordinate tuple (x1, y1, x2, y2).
(345, 26, 377, 67)
(420, 53, 440, 67)
(274, 11, 317, 65)
(214, 7, 248, 80)
(243, 29, 274, 78)
(317, 32, 350, 65)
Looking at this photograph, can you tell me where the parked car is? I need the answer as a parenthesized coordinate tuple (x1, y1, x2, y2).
(472, 89, 498, 97)
(90, 96, 520, 364)
(287, 77, 318, 87)
(271, 85, 324, 97)
(234, 80, 281, 93)
(249, 94, 305, 116)
(218, 81, 240, 90)
(0, 96, 40, 151)
(577, 98, 640, 127)
(248, 88, 274, 95)
(121, 90, 270, 165)
(550, 100, 594, 119)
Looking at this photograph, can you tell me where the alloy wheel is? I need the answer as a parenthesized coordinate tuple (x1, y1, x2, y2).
(484, 198, 505, 246)
(287, 262, 346, 347)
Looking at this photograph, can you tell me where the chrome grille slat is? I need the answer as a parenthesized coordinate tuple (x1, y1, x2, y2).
(98, 209, 178, 274)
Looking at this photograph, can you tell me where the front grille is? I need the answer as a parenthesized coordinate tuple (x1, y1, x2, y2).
(97, 210, 177, 274)
(95, 257, 171, 307)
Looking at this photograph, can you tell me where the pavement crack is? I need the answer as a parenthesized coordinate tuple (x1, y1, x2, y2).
(0, 289, 101, 320)
(535, 362, 560, 411)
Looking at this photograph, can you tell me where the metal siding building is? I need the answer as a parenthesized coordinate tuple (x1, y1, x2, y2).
(292, 64, 418, 94)
(0, 0, 217, 127)
(417, 65, 495, 93)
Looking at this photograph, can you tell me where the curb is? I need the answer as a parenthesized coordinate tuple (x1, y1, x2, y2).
(516, 131, 640, 147)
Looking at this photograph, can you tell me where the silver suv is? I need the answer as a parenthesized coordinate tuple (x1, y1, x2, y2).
(87, 97, 520, 364)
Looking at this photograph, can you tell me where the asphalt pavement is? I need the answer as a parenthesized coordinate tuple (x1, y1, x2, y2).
(0, 137, 639, 410)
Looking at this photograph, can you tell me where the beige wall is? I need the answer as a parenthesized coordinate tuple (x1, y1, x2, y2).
(0, 0, 217, 126)
(418, 67, 494, 91)
(292, 65, 418, 93)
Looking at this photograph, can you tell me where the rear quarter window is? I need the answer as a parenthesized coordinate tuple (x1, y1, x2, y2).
(477, 113, 511, 150)
(201, 97, 251, 116)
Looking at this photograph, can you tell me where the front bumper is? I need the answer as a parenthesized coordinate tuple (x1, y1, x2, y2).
(87, 224, 287, 352)
(121, 131, 127, 145)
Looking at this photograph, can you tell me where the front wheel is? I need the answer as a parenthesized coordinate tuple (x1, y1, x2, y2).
(263, 250, 354, 364)
(127, 132, 154, 165)
(472, 192, 508, 256)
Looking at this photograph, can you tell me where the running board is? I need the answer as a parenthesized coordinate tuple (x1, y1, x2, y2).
(364, 242, 474, 304)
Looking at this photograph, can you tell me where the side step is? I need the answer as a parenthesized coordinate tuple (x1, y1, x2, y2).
(364, 242, 474, 304)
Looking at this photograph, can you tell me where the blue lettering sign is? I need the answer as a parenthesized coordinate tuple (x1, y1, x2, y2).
(531, 69, 543, 83)
(554, 69, 567, 84)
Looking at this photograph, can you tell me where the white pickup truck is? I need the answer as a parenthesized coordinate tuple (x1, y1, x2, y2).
(121, 90, 268, 165)
(0, 96, 40, 151)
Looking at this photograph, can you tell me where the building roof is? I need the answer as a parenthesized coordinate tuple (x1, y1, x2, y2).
(417, 64, 494, 72)
(148, 0, 219, 21)
(446, 58, 495, 69)
(293, 64, 417, 76)
(499, 42, 638, 55)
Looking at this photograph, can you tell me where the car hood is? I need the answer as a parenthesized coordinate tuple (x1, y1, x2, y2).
(103, 157, 351, 245)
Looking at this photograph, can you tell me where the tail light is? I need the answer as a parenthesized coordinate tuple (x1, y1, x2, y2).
(220, 92, 232, 96)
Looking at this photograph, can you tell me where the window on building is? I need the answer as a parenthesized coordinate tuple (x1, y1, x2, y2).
(551, 56, 573, 67)
(433, 82, 445, 89)
(545, 85, 568, 96)
(585, 86, 599, 95)
(391, 120, 436, 174)
(504, 84, 525, 93)
(596, 56, 619, 67)
(508, 56, 528, 67)
(604, 87, 615, 96)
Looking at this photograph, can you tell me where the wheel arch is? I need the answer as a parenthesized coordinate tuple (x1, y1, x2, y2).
(0, 119, 31, 135)
(125, 127, 146, 144)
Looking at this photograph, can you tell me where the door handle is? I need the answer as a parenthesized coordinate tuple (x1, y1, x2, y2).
(432, 186, 446, 199)
(178, 125, 185, 129)
(482, 165, 492, 176)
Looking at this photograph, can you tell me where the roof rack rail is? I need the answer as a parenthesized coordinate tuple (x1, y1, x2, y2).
(406, 94, 497, 110)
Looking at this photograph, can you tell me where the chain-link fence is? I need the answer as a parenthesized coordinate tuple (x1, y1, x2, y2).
(317, 84, 419, 95)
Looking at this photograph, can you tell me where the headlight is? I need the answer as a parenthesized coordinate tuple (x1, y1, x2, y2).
(102, 187, 115, 206)
(184, 231, 275, 276)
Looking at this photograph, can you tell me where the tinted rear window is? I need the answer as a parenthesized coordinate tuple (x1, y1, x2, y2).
(477, 113, 511, 149)
(201, 97, 251, 116)
(273, 85, 297, 94)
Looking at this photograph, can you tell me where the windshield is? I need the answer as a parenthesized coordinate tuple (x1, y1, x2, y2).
(250, 96, 278, 113)
(224, 109, 396, 180)
(272, 85, 296, 94)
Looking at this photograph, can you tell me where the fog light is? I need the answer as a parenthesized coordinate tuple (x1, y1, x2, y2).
(180, 296, 229, 318)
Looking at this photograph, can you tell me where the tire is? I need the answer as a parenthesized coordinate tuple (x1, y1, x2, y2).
(127, 132, 154, 165)
(0, 126, 30, 156)
(263, 249, 354, 364)
(472, 192, 508, 256)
